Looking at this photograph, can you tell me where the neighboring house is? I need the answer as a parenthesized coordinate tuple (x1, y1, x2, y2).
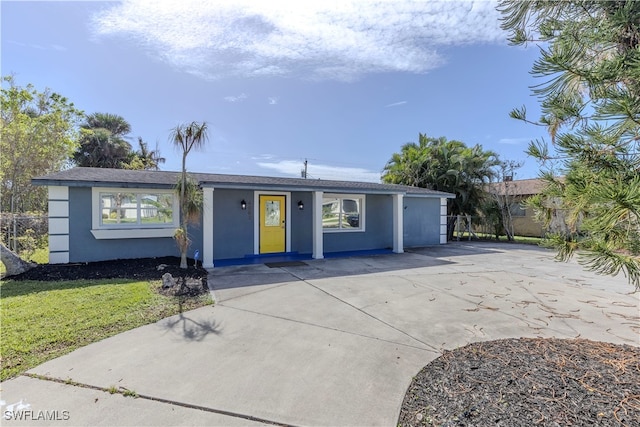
(33, 167, 455, 268)
(487, 178, 547, 238)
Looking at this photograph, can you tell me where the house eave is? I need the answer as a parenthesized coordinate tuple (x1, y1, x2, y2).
(31, 179, 174, 190)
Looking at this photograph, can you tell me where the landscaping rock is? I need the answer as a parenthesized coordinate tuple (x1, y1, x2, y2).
(161, 272, 175, 289)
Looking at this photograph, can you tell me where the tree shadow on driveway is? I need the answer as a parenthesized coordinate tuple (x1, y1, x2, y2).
(162, 308, 221, 341)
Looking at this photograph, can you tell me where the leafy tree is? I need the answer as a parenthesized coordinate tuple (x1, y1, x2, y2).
(73, 113, 134, 168)
(170, 121, 209, 269)
(0, 76, 83, 213)
(73, 113, 164, 170)
(382, 134, 500, 218)
(499, 0, 640, 288)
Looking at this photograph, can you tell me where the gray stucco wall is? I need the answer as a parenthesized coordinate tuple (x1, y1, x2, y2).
(403, 196, 441, 247)
(290, 191, 313, 255)
(323, 194, 393, 253)
(210, 190, 313, 260)
(66, 186, 442, 263)
(68, 187, 181, 263)
(211, 189, 254, 260)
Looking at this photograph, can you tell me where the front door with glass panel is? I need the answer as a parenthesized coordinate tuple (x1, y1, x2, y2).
(259, 195, 286, 253)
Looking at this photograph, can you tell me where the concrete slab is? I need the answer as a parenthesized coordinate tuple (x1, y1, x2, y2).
(23, 305, 431, 426)
(3, 242, 638, 426)
(0, 376, 266, 426)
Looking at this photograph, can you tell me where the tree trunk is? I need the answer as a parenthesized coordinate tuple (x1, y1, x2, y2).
(0, 243, 34, 276)
(180, 252, 188, 269)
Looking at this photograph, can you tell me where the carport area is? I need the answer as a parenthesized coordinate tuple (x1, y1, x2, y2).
(2, 242, 638, 426)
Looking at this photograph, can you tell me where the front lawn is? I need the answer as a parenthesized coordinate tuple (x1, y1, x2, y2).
(0, 278, 212, 381)
(454, 232, 544, 245)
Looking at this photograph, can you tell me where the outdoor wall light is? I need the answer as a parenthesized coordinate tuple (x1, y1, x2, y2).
(298, 200, 304, 210)
(241, 199, 247, 210)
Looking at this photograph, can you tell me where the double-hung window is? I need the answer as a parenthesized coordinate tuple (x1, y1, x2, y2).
(322, 194, 365, 232)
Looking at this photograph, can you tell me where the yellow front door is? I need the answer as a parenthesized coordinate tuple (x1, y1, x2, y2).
(259, 195, 286, 253)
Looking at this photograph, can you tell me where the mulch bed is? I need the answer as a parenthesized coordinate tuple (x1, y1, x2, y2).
(8, 256, 208, 296)
(398, 337, 640, 426)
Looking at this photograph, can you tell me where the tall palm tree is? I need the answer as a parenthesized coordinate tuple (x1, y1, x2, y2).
(170, 121, 209, 268)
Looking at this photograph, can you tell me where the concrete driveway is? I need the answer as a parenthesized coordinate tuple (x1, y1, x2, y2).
(2, 242, 638, 426)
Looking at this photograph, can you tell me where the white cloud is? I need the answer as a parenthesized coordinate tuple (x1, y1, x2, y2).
(385, 101, 407, 108)
(498, 137, 530, 145)
(257, 160, 380, 182)
(224, 93, 248, 102)
(92, 0, 505, 81)
(268, 97, 278, 105)
(250, 154, 276, 160)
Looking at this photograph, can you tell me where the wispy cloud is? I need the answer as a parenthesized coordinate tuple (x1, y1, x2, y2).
(250, 154, 276, 160)
(92, 0, 505, 81)
(224, 93, 248, 102)
(257, 160, 380, 182)
(498, 137, 530, 145)
(8, 40, 67, 51)
(385, 101, 407, 108)
(268, 97, 278, 105)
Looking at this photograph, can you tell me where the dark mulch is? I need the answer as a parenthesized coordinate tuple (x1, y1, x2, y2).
(398, 337, 640, 426)
(7, 257, 208, 296)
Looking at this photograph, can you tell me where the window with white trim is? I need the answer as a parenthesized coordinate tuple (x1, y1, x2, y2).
(91, 187, 179, 239)
(322, 194, 365, 232)
(100, 192, 175, 227)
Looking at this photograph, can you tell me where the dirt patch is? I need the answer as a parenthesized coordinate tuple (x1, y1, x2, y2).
(8, 257, 208, 295)
(398, 337, 640, 426)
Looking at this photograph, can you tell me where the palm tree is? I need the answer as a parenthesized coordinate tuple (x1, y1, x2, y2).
(383, 134, 499, 216)
(73, 113, 133, 168)
(169, 121, 209, 268)
(383, 134, 499, 240)
(135, 137, 166, 171)
(84, 112, 131, 137)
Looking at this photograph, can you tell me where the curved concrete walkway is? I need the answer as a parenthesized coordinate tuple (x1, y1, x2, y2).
(2, 242, 638, 426)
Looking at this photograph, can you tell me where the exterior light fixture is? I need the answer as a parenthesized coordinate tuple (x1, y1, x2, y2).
(298, 200, 304, 210)
(241, 199, 247, 210)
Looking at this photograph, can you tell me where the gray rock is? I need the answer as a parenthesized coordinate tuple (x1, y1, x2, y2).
(162, 272, 175, 289)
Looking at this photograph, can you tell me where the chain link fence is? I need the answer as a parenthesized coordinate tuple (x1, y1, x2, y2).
(0, 213, 48, 257)
(447, 215, 506, 241)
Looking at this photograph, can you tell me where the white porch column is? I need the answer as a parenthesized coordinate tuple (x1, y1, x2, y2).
(392, 193, 404, 253)
(440, 197, 448, 244)
(202, 187, 214, 268)
(312, 191, 324, 259)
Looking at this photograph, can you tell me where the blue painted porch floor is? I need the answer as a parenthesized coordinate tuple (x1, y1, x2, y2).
(212, 248, 393, 268)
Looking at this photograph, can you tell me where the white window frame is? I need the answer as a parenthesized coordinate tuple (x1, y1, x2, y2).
(91, 187, 179, 239)
(322, 193, 366, 233)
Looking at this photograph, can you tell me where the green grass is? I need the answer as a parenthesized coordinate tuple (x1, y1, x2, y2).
(454, 232, 544, 246)
(27, 247, 49, 264)
(0, 278, 212, 381)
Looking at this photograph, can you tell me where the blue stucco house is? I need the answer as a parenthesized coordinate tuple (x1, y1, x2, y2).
(33, 167, 454, 268)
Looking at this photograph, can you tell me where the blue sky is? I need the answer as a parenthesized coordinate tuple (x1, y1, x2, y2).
(2, 0, 546, 182)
